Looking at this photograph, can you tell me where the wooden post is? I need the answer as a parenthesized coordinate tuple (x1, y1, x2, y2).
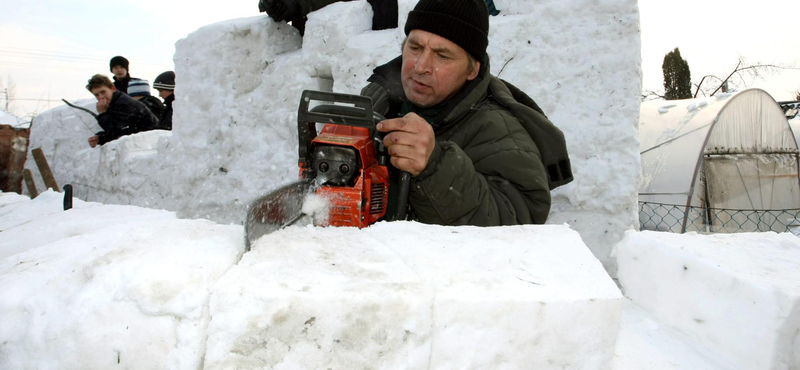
(31, 147, 59, 192)
(23, 169, 38, 198)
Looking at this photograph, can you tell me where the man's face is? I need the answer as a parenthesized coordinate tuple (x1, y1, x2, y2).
(401, 29, 480, 108)
(91, 86, 115, 103)
(111, 65, 127, 79)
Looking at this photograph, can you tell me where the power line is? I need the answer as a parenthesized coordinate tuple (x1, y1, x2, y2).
(0, 46, 171, 67)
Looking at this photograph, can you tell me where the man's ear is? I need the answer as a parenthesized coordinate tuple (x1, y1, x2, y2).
(467, 61, 480, 81)
(110, 85, 116, 92)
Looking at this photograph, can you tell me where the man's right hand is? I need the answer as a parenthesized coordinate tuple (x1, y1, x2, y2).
(258, 0, 299, 22)
(88, 135, 99, 148)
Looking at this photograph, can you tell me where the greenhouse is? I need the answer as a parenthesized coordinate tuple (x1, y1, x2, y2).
(638, 89, 800, 233)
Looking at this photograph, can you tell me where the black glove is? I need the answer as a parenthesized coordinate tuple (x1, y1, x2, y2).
(367, 0, 398, 30)
(258, 0, 299, 22)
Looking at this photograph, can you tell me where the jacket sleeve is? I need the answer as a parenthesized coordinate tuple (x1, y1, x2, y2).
(408, 127, 551, 226)
(95, 112, 116, 145)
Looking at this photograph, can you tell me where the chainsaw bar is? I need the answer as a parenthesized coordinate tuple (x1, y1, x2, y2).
(244, 179, 313, 251)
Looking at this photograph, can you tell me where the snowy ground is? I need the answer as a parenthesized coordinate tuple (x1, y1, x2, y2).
(4, 192, 798, 369)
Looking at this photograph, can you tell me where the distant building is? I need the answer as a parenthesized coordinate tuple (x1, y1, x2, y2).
(779, 100, 799, 120)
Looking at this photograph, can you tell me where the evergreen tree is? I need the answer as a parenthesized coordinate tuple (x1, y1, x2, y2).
(662, 48, 692, 100)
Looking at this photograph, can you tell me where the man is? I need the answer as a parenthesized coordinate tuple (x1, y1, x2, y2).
(85, 74, 159, 148)
(127, 78, 165, 120)
(110, 56, 133, 93)
(361, 0, 572, 226)
(153, 71, 176, 130)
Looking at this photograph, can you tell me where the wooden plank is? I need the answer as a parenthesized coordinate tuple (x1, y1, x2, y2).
(22, 168, 38, 199)
(31, 147, 59, 192)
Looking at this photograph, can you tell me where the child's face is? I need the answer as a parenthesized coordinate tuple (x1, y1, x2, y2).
(157, 89, 173, 99)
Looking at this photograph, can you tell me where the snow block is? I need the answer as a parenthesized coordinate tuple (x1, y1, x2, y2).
(615, 231, 800, 370)
(0, 197, 244, 370)
(206, 223, 623, 370)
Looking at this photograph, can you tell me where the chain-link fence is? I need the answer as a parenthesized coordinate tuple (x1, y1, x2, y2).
(639, 202, 800, 235)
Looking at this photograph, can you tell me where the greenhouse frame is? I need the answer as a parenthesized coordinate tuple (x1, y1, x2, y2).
(638, 89, 800, 234)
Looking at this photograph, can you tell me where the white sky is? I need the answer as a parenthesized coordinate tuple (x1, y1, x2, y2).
(0, 0, 798, 120)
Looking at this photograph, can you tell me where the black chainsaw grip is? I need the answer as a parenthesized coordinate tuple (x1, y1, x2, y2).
(395, 171, 411, 221)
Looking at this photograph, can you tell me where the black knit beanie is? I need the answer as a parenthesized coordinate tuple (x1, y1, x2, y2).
(109, 56, 129, 72)
(153, 71, 176, 90)
(404, 0, 489, 61)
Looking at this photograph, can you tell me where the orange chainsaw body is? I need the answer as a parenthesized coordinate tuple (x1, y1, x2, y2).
(299, 124, 390, 228)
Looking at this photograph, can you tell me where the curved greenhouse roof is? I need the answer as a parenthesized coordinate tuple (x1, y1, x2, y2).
(638, 89, 800, 233)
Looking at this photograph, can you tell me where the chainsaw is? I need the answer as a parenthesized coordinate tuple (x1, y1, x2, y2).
(244, 90, 411, 250)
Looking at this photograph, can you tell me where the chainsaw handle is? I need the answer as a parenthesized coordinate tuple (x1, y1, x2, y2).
(298, 90, 375, 128)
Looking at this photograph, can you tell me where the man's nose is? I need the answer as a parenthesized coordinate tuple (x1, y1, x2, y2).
(414, 50, 433, 74)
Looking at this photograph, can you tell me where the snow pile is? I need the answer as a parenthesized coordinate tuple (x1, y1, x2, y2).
(0, 192, 244, 369)
(208, 222, 622, 369)
(24, 0, 642, 269)
(614, 231, 800, 370)
(1, 192, 624, 369)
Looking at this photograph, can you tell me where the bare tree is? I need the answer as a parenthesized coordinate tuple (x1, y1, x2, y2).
(692, 56, 798, 98)
(1, 75, 17, 114)
(641, 89, 665, 101)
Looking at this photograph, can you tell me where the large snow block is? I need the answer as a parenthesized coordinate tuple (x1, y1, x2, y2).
(0, 199, 244, 370)
(615, 231, 800, 370)
(206, 223, 623, 370)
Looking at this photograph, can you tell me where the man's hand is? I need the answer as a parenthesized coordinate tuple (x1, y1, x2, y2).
(88, 135, 99, 148)
(96, 97, 109, 114)
(377, 112, 435, 177)
(258, 0, 299, 22)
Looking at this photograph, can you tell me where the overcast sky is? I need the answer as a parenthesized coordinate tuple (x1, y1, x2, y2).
(1, 0, 798, 120)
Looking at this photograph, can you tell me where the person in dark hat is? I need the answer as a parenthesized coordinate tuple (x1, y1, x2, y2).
(153, 71, 176, 130)
(257, 0, 499, 36)
(109, 56, 134, 93)
(258, 0, 398, 34)
(127, 79, 166, 120)
(85, 74, 159, 148)
(360, 0, 573, 226)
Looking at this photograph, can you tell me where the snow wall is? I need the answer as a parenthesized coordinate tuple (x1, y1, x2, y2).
(23, 0, 642, 269)
(1, 192, 623, 369)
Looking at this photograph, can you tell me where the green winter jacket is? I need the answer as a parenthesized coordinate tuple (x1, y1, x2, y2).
(361, 56, 569, 226)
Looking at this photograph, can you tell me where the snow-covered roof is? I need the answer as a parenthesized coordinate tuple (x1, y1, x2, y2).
(638, 89, 799, 209)
(0, 110, 20, 127)
(779, 101, 799, 120)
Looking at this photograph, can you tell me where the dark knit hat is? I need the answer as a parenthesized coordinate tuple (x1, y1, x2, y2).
(109, 56, 129, 72)
(127, 79, 151, 97)
(404, 0, 490, 61)
(153, 71, 175, 90)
